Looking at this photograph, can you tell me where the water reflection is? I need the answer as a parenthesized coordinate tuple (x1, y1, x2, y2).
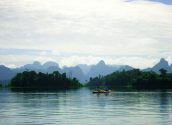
(158, 91, 171, 125)
(0, 88, 172, 125)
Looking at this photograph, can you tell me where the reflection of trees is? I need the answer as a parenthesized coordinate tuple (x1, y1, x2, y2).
(13, 91, 60, 109)
(159, 91, 171, 124)
(138, 91, 171, 124)
(159, 91, 169, 109)
(95, 94, 108, 107)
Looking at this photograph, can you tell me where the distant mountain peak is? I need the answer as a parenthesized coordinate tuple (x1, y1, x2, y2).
(43, 61, 59, 68)
(33, 61, 41, 65)
(159, 58, 168, 66)
(97, 60, 106, 66)
(148, 58, 172, 73)
(0, 65, 5, 68)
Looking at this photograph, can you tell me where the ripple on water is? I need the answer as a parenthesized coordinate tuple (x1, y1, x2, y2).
(0, 89, 172, 125)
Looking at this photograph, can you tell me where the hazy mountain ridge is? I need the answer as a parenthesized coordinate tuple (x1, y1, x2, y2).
(62, 66, 86, 83)
(78, 64, 92, 75)
(86, 60, 132, 79)
(143, 58, 172, 73)
(1, 58, 171, 84)
(0, 65, 16, 82)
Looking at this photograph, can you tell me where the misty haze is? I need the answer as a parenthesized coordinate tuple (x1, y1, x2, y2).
(0, 0, 172, 125)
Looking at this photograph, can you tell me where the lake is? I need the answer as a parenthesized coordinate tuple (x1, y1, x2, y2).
(0, 88, 172, 125)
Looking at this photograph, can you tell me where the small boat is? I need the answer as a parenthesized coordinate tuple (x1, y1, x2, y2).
(92, 89, 111, 94)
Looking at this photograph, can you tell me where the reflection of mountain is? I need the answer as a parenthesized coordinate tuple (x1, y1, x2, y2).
(143, 58, 172, 73)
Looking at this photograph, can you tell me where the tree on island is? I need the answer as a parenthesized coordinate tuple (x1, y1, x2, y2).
(159, 68, 167, 77)
(87, 69, 172, 90)
(10, 71, 82, 89)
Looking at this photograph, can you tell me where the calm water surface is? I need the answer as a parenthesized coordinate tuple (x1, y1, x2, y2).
(0, 88, 172, 125)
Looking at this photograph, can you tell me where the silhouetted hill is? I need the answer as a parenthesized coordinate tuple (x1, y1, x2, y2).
(16, 61, 61, 73)
(118, 65, 134, 71)
(0, 65, 15, 81)
(0, 60, 135, 84)
(143, 58, 172, 73)
(0, 61, 61, 84)
(78, 64, 91, 75)
(43, 61, 59, 68)
(62, 66, 86, 83)
(22, 61, 42, 70)
(86, 60, 133, 78)
(153, 58, 172, 72)
(8, 59, 172, 85)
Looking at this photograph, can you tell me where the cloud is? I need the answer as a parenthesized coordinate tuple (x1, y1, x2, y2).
(0, 0, 172, 68)
(149, 0, 172, 5)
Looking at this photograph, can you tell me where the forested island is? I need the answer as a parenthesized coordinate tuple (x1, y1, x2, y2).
(10, 71, 82, 89)
(87, 69, 172, 90)
(9, 68, 172, 90)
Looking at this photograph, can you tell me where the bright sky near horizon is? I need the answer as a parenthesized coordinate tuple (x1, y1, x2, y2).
(0, 0, 172, 68)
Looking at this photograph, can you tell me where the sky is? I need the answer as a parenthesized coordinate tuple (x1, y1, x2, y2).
(0, 0, 172, 69)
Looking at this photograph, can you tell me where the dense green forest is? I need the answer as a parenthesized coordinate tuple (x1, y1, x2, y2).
(9, 68, 172, 90)
(87, 69, 172, 90)
(10, 71, 82, 89)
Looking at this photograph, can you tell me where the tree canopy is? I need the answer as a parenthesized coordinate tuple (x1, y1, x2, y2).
(87, 69, 172, 90)
(10, 71, 82, 89)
